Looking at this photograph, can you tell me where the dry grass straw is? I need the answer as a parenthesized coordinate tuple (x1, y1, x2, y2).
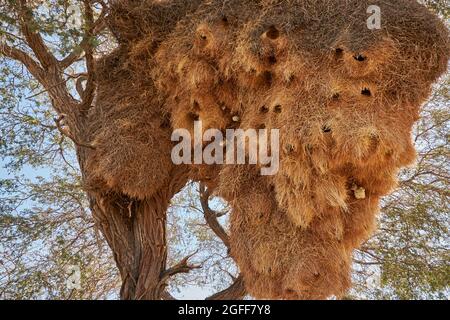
(87, 0, 449, 299)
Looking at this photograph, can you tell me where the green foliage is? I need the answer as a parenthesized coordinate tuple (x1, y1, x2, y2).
(421, 0, 450, 18)
(352, 75, 450, 300)
(0, 8, 119, 296)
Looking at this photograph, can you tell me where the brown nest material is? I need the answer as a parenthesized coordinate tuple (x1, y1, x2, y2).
(87, 0, 449, 299)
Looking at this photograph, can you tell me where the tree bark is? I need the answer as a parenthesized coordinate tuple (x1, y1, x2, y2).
(91, 194, 164, 299)
(206, 276, 247, 300)
(88, 166, 188, 300)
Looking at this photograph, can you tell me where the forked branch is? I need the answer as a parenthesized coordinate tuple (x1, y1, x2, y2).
(199, 183, 230, 249)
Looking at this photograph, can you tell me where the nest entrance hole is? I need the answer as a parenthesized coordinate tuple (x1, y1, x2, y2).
(266, 25, 280, 40)
(361, 88, 372, 96)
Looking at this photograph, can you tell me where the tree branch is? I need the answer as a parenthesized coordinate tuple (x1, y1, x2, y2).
(199, 183, 230, 249)
(8, 1, 90, 128)
(198, 184, 248, 299)
(160, 290, 176, 300)
(206, 275, 247, 300)
(59, 0, 108, 69)
(156, 251, 201, 299)
(160, 251, 201, 284)
(54, 114, 95, 149)
(79, 0, 97, 113)
(17, 0, 58, 69)
(76, 75, 88, 98)
(0, 43, 45, 83)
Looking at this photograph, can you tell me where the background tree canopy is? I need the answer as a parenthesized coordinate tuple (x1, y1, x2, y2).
(0, 0, 448, 299)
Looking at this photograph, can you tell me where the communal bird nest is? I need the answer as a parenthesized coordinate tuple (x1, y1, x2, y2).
(85, 0, 450, 299)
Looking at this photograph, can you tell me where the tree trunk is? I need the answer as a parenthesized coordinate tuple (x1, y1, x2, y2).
(87, 166, 189, 300)
(91, 194, 165, 299)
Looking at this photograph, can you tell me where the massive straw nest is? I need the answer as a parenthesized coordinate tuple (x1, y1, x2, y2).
(86, 0, 450, 299)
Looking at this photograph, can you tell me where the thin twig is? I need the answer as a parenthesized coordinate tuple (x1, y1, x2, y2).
(54, 114, 95, 149)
